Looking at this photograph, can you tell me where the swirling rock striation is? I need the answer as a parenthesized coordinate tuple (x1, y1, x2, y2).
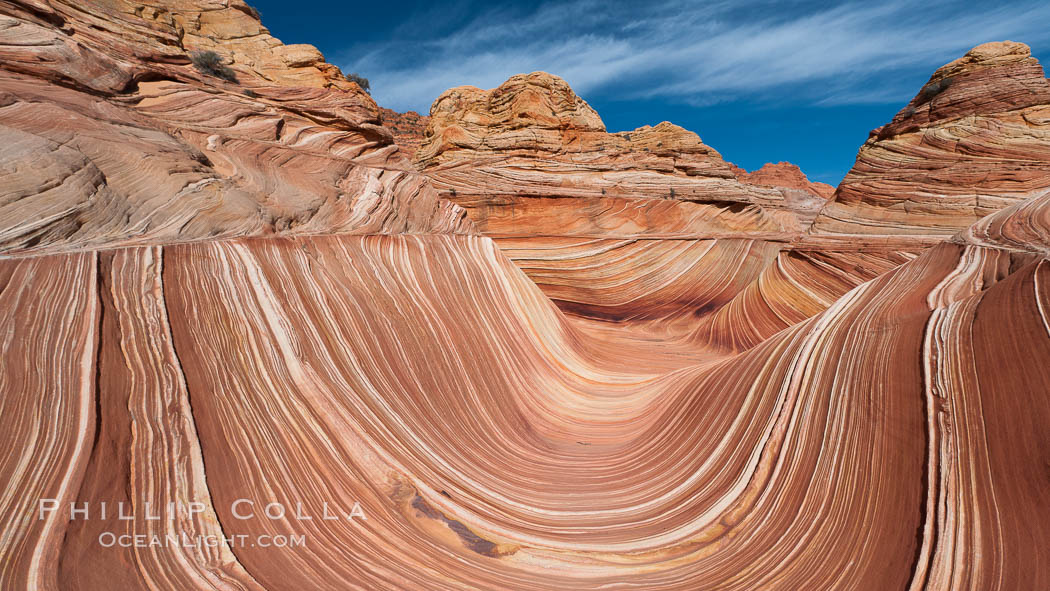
(1, 4, 1049, 591)
(2, 195, 1048, 590)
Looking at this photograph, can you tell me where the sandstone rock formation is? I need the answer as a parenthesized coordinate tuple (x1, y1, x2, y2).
(1, 4, 1049, 590)
(812, 41, 1050, 236)
(732, 161, 835, 199)
(415, 71, 916, 329)
(0, 0, 470, 256)
(417, 72, 829, 239)
(380, 107, 429, 159)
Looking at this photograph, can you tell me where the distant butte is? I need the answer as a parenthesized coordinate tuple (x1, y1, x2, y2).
(382, 88, 833, 204)
(731, 161, 836, 199)
(380, 107, 430, 160)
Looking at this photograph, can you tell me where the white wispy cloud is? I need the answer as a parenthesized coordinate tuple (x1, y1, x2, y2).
(337, 0, 1050, 114)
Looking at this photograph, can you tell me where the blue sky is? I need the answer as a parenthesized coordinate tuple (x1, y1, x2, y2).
(247, 0, 1050, 184)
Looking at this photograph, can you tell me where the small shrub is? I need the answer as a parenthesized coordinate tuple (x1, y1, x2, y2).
(243, 3, 261, 20)
(243, 89, 258, 98)
(345, 72, 370, 94)
(916, 77, 953, 103)
(900, 106, 916, 119)
(190, 50, 238, 83)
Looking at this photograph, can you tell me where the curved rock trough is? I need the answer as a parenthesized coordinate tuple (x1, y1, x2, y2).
(0, 2, 1048, 589)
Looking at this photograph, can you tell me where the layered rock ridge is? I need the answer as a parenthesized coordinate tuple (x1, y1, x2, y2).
(416, 72, 829, 239)
(0, 0, 471, 256)
(812, 41, 1050, 237)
